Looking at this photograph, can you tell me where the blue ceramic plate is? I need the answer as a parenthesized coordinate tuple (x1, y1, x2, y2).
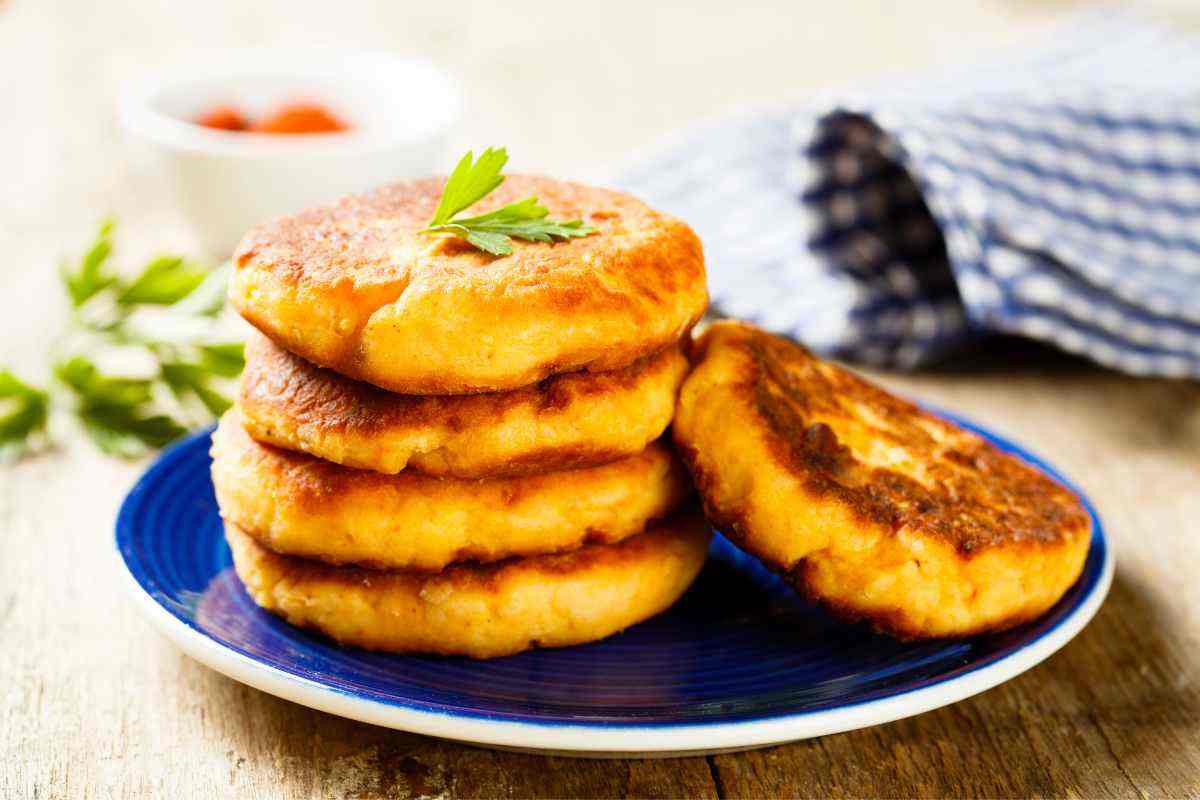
(115, 411, 1111, 756)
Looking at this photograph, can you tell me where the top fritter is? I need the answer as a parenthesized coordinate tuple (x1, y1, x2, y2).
(673, 321, 1091, 639)
(229, 176, 708, 395)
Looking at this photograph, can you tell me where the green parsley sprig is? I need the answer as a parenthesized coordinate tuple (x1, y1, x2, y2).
(421, 148, 596, 256)
(2, 220, 243, 460)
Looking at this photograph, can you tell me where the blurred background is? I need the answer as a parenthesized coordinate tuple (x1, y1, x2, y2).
(2, 0, 1196, 376)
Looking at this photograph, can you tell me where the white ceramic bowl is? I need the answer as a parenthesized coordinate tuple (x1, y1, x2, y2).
(120, 50, 459, 256)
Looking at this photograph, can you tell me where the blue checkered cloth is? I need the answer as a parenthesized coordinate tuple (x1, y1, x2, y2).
(619, 15, 1200, 378)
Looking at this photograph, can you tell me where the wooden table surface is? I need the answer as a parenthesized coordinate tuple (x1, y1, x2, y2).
(3, 1, 1199, 797)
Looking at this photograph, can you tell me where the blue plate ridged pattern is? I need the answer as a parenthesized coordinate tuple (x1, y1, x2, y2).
(116, 412, 1108, 739)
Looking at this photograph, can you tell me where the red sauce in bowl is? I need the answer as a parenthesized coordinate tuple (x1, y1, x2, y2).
(195, 101, 349, 135)
(195, 105, 250, 131)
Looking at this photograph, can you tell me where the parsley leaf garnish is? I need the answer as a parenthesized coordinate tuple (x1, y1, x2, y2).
(422, 148, 596, 256)
(427, 148, 509, 228)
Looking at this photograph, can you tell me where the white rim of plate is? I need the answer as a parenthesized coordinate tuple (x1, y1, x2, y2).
(113, 525, 1112, 755)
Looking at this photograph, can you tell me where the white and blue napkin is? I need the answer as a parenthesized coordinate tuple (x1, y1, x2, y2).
(619, 15, 1200, 378)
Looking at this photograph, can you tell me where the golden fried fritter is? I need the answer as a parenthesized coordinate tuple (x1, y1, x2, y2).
(211, 410, 691, 571)
(225, 510, 711, 659)
(230, 176, 707, 395)
(238, 331, 689, 477)
(674, 321, 1091, 639)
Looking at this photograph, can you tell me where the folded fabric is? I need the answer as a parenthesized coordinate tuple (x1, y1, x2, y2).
(619, 14, 1200, 378)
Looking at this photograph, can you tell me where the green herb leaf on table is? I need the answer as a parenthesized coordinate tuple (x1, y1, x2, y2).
(1, 220, 245, 461)
(117, 255, 208, 306)
(170, 262, 234, 317)
(54, 356, 188, 457)
(197, 342, 246, 377)
(61, 218, 118, 307)
(0, 370, 49, 457)
(160, 360, 233, 417)
(422, 148, 596, 256)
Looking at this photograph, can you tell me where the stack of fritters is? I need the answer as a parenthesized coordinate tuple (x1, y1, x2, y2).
(212, 176, 711, 658)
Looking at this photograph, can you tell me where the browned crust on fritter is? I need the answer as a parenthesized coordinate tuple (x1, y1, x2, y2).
(223, 510, 712, 658)
(230, 510, 708, 594)
(673, 321, 1092, 640)
(697, 324, 1089, 556)
(676, 426, 1084, 642)
(216, 414, 686, 518)
(211, 408, 693, 571)
(672, 438, 753, 551)
(239, 330, 689, 477)
(231, 175, 707, 394)
(789, 555, 1062, 641)
(219, 422, 681, 515)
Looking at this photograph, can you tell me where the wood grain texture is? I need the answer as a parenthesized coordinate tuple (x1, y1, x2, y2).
(3, 1, 1200, 798)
